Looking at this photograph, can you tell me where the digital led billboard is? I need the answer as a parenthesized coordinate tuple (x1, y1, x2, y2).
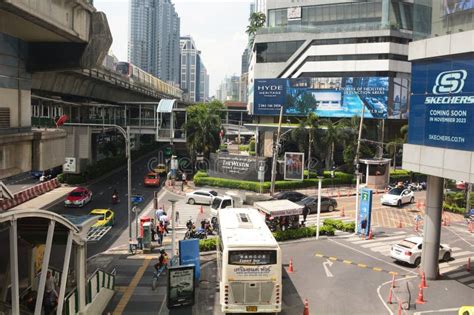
(408, 54, 474, 151)
(253, 77, 405, 119)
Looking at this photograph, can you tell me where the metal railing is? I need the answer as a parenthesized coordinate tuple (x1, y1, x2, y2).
(257, 22, 403, 35)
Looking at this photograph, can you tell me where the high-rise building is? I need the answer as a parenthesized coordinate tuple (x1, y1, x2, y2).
(129, 0, 180, 85)
(180, 35, 209, 102)
(216, 75, 240, 102)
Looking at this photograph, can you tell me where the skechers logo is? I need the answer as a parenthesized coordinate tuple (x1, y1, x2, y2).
(432, 70, 467, 94)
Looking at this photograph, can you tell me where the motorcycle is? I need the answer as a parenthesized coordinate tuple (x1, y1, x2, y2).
(184, 219, 207, 240)
(200, 219, 214, 235)
(112, 194, 120, 204)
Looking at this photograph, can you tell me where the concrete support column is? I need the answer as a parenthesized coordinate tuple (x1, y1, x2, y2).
(9, 220, 19, 314)
(75, 244, 87, 311)
(422, 175, 444, 280)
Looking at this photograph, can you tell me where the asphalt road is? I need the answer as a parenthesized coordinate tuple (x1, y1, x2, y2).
(1, 172, 39, 194)
(47, 150, 164, 258)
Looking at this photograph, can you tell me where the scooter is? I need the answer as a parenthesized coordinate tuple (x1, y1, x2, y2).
(112, 194, 120, 204)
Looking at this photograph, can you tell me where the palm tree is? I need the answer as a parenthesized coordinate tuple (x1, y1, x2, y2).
(246, 12, 266, 46)
(386, 124, 408, 169)
(319, 119, 346, 170)
(291, 113, 319, 177)
(184, 100, 224, 163)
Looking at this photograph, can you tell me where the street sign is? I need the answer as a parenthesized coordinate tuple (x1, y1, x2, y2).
(358, 188, 373, 236)
(63, 157, 77, 173)
(131, 195, 144, 204)
(167, 264, 195, 309)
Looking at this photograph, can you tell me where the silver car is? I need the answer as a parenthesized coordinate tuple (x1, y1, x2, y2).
(186, 190, 218, 205)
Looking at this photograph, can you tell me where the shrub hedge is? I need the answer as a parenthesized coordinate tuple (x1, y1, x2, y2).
(199, 238, 217, 252)
(323, 219, 355, 232)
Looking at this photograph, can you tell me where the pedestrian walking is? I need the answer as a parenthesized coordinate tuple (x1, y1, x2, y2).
(155, 207, 164, 222)
(160, 212, 170, 235)
(157, 221, 165, 245)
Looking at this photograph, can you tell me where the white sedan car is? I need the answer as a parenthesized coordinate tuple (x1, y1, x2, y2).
(381, 188, 414, 207)
(390, 236, 452, 266)
(186, 190, 218, 205)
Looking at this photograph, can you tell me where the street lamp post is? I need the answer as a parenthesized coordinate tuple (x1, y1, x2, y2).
(316, 176, 323, 239)
(168, 199, 178, 259)
(354, 102, 366, 234)
(270, 107, 284, 196)
(64, 123, 133, 250)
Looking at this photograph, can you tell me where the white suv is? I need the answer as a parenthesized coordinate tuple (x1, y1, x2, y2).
(390, 236, 452, 266)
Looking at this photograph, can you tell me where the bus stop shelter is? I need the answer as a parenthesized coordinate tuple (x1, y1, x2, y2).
(0, 209, 97, 314)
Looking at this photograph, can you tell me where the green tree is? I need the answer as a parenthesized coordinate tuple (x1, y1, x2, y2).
(319, 119, 347, 170)
(290, 113, 320, 174)
(386, 124, 408, 169)
(246, 12, 266, 46)
(184, 100, 224, 161)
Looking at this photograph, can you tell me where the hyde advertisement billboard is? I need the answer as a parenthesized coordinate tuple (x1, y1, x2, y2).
(253, 77, 408, 119)
(408, 54, 474, 151)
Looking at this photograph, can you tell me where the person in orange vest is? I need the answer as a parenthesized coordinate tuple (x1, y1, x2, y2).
(157, 221, 165, 245)
(154, 249, 169, 273)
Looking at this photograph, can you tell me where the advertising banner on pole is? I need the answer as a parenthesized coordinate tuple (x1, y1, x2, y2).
(284, 152, 304, 181)
(179, 239, 201, 280)
(253, 77, 398, 119)
(408, 54, 474, 151)
(358, 188, 373, 236)
(167, 265, 195, 309)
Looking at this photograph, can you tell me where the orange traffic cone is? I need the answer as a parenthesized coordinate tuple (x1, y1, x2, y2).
(337, 190, 341, 198)
(347, 191, 350, 197)
(420, 272, 427, 289)
(398, 220, 403, 229)
(387, 287, 393, 304)
(340, 206, 345, 217)
(416, 286, 426, 304)
(467, 257, 471, 272)
(397, 301, 402, 315)
(414, 220, 419, 232)
(200, 206, 204, 214)
(416, 201, 421, 209)
(469, 222, 473, 233)
(391, 274, 396, 288)
(288, 258, 294, 273)
(303, 299, 309, 315)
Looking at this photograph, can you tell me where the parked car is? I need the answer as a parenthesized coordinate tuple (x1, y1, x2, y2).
(144, 172, 160, 187)
(89, 209, 115, 227)
(381, 188, 414, 207)
(390, 236, 452, 266)
(271, 191, 307, 202)
(65, 187, 92, 207)
(297, 196, 337, 213)
(186, 190, 218, 205)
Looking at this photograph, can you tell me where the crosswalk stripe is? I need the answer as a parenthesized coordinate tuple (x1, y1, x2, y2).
(369, 244, 392, 252)
(354, 235, 408, 246)
(459, 275, 474, 283)
(446, 270, 470, 278)
(451, 251, 473, 259)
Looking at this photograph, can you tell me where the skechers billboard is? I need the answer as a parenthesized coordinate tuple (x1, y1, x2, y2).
(408, 54, 474, 151)
(253, 77, 407, 119)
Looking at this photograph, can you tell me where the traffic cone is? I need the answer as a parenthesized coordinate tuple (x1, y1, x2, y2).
(398, 219, 403, 228)
(337, 190, 341, 198)
(387, 287, 393, 304)
(340, 206, 345, 217)
(416, 286, 426, 304)
(414, 220, 419, 232)
(347, 191, 350, 197)
(367, 229, 373, 240)
(288, 258, 294, 273)
(200, 206, 204, 214)
(443, 215, 447, 226)
(391, 274, 396, 288)
(421, 200, 426, 208)
(397, 301, 402, 315)
(303, 299, 309, 315)
(416, 201, 421, 209)
(469, 222, 473, 233)
(467, 257, 471, 272)
(420, 272, 427, 289)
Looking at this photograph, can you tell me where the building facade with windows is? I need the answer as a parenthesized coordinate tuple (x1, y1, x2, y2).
(248, 0, 430, 124)
(180, 36, 209, 103)
(129, 0, 181, 85)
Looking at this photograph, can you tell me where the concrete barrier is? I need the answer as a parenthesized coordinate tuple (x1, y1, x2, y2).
(0, 178, 60, 211)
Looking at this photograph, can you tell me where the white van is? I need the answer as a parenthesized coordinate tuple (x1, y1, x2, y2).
(210, 191, 243, 217)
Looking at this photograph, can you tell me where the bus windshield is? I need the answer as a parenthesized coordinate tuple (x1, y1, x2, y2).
(228, 250, 277, 265)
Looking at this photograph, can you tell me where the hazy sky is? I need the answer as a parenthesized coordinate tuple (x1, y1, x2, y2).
(94, 0, 252, 96)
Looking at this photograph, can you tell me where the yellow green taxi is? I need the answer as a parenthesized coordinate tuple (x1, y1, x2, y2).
(153, 163, 167, 175)
(89, 209, 115, 227)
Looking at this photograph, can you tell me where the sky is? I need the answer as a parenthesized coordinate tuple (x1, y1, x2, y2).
(94, 0, 252, 96)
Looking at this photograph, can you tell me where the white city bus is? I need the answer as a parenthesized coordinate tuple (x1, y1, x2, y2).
(217, 208, 282, 314)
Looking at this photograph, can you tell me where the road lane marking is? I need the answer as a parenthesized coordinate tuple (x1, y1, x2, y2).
(322, 259, 334, 277)
(112, 257, 152, 315)
(314, 252, 400, 275)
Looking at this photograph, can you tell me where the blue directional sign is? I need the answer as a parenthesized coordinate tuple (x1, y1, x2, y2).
(179, 239, 201, 280)
(408, 54, 474, 151)
(358, 188, 373, 236)
(131, 194, 144, 204)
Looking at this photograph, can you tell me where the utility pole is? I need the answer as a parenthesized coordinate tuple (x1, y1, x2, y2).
(169, 199, 178, 259)
(270, 107, 283, 196)
(354, 104, 366, 234)
(307, 130, 312, 179)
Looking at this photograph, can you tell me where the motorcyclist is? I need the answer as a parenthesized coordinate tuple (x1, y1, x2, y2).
(154, 249, 169, 272)
(112, 189, 119, 203)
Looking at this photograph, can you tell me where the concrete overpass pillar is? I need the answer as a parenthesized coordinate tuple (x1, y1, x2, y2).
(421, 175, 443, 280)
(75, 243, 87, 311)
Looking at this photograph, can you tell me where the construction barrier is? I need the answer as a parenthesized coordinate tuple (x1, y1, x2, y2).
(0, 178, 60, 211)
